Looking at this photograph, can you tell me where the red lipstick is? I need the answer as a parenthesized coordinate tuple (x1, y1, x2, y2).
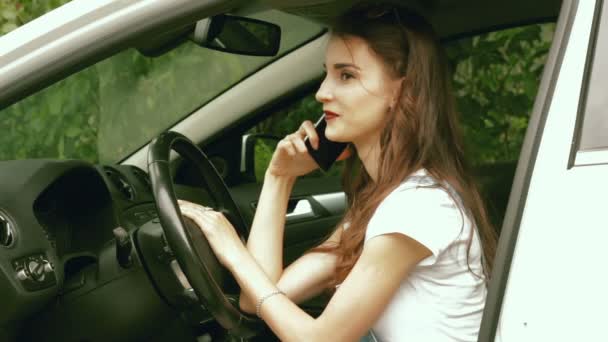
(324, 110, 340, 121)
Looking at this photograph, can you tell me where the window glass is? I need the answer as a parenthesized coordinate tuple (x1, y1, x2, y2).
(446, 23, 555, 165)
(247, 95, 343, 181)
(0, 9, 324, 163)
(448, 23, 554, 226)
(578, 2, 608, 151)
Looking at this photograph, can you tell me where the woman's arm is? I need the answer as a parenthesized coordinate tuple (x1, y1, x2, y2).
(239, 225, 342, 313)
(180, 200, 431, 341)
(237, 172, 293, 311)
(238, 120, 326, 311)
(245, 172, 296, 283)
(231, 232, 432, 342)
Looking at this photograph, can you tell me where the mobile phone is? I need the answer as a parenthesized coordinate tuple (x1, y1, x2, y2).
(304, 114, 348, 171)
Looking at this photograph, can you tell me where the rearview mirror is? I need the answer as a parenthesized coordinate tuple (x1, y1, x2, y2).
(192, 15, 281, 56)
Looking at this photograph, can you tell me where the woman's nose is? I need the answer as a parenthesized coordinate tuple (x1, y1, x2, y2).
(315, 78, 334, 103)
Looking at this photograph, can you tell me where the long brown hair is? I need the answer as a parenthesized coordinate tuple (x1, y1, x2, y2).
(315, 3, 497, 287)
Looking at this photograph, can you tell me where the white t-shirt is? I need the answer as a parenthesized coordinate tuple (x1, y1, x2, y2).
(364, 169, 487, 342)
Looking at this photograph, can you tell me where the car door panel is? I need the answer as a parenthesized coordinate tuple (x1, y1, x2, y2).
(228, 176, 344, 314)
(229, 175, 345, 264)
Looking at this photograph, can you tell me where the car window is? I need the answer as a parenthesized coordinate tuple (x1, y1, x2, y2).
(248, 23, 555, 226)
(576, 0, 608, 153)
(0, 9, 324, 164)
(448, 23, 554, 227)
(246, 94, 344, 181)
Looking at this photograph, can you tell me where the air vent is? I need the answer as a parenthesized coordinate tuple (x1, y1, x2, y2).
(0, 212, 15, 248)
(104, 167, 135, 200)
(131, 166, 152, 190)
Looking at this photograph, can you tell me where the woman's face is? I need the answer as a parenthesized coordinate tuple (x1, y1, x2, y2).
(315, 35, 401, 148)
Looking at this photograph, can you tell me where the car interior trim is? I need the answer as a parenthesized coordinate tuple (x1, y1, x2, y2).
(286, 199, 315, 221)
(312, 192, 347, 216)
(478, 0, 579, 341)
(0, 210, 16, 248)
(239, 134, 250, 173)
(170, 259, 194, 291)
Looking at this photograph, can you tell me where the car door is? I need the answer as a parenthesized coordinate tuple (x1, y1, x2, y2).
(480, 0, 608, 341)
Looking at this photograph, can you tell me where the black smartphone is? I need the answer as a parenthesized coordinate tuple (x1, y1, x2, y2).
(304, 114, 348, 171)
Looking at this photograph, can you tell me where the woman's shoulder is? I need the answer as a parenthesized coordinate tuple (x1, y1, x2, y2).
(387, 169, 459, 209)
(366, 169, 470, 260)
(399, 168, 438, 188)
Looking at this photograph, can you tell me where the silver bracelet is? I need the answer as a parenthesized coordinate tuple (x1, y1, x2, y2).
(255, 290, 285, 318)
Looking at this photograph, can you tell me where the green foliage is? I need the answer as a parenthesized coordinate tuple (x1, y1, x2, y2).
(0, 0, 99, 162)
(249, 96, 345, 181)
(447, 24, 555, 165)
(249, 95, 323, 137)
(252, 134, 345, 182)
(254, 139, 276, 180)
(0, 42, 274, 163)
(0, 62, 100, 162)
(0, 0, 71, 35)
(94, 44, 270, 163)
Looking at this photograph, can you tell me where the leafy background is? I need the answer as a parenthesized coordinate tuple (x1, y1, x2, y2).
(0, 0, 69, 34)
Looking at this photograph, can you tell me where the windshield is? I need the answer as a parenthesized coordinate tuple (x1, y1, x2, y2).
(0, 9, 324, 164)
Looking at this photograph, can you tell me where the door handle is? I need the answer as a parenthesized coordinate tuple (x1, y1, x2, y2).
(286, 198, 316, 222)
(284, 193, 347, 223)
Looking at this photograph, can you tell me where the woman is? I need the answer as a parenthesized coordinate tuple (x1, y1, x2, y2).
(179, 3, 497, 341)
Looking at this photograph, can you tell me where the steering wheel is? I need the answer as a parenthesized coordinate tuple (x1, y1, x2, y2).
(147, 131, 259, 338)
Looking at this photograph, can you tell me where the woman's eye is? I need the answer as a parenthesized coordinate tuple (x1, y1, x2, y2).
(340, 72, 354, 81)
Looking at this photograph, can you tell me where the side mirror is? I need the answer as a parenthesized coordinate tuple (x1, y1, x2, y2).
(191, 14, 281, 56)
(240, 134, 280, 182)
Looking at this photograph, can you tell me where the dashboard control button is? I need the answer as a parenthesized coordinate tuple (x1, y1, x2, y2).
(113, 226, 133, 268)
(27, 259, 46, 282)
(16, 269, 30, 281)
(12, 254, 57, 291)
(43, 261, 54, 273)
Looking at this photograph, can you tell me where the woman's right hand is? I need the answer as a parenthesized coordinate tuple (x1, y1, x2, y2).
(267, 120, 320, 178)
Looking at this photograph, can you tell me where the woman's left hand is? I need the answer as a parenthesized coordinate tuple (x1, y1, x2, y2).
(178, 199, 246, 270)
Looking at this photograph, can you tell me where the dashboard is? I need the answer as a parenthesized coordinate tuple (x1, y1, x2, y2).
(0, 155, 341, 341)
(0, 159, 180, 328)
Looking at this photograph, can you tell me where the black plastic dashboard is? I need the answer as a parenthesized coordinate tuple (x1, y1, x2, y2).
(0, 159, 164, 327)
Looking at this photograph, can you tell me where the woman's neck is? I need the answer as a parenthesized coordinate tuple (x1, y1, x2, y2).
(354, 136, 381, 182)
